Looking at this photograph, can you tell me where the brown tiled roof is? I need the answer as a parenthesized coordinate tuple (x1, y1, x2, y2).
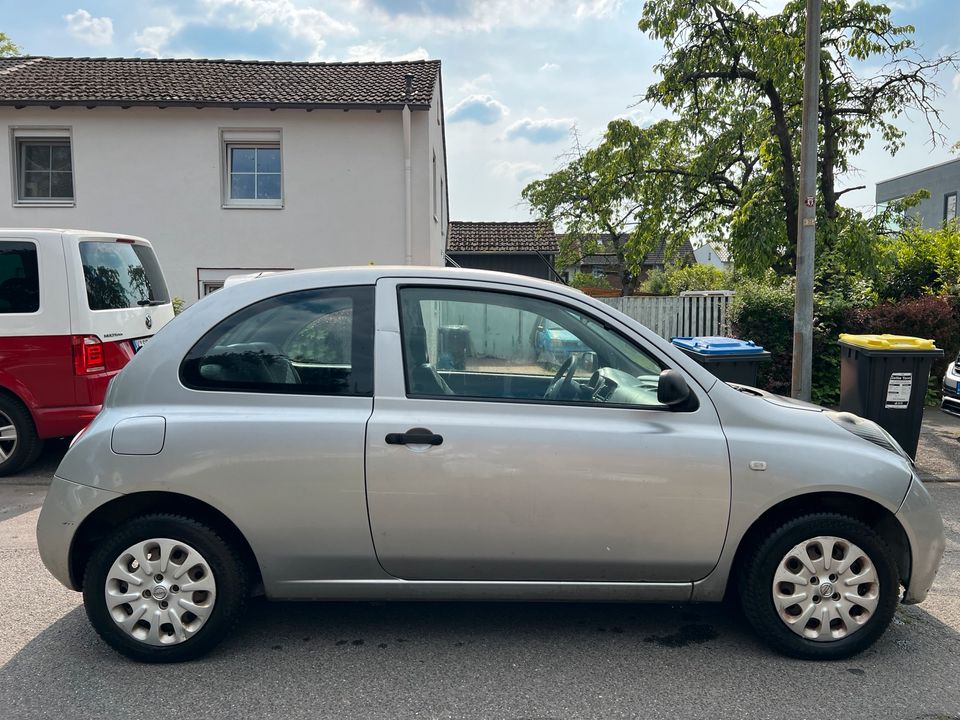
(447, 221, 558, 253)
(0, 56, 440, 109)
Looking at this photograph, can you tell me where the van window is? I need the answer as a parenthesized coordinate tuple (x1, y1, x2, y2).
(79, 241, 170, 311)
(0, 241, 40, 314)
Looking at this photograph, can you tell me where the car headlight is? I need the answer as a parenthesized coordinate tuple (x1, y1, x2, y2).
(824, 410, 912, 462)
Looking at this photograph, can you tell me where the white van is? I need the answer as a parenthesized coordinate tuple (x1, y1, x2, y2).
(0, 229, 174, 475)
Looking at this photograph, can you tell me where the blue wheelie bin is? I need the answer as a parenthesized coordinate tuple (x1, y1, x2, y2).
(671, 336, 771, 386)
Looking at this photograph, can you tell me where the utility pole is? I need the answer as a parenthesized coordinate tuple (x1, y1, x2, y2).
(791, 0, 821, 401)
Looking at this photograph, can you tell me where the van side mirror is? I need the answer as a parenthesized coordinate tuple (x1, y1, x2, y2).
(657, 369, 690, 406)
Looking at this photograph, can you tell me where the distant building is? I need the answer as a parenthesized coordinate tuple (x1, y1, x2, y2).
(0, 56, 448, 302)
(876, 157, 959, 229)
(445, 221, 558, 280)
(693, 242, 733, 270)
(562, 235, 696, 291)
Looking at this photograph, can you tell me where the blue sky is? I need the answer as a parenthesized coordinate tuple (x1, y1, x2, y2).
(2, 0, 958, 222)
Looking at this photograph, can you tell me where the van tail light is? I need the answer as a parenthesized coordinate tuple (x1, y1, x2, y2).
(72, 335, 106, 374)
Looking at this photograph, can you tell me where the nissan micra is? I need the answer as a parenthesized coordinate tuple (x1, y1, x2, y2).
(37, 267, 944, 662)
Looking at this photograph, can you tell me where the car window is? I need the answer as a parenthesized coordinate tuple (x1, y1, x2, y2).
(398, 287, 665, 408)
(80, 240, 170, 310)
(181, 286, 374, 396)
(0, 241, 39, 314)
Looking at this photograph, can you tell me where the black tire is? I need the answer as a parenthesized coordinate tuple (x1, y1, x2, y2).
(739, 513, 899, 660)
(82, 514, 249, 663)
(0, 393, 43, 477)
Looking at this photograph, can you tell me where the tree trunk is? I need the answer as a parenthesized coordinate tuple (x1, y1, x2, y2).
(764, 81, 799, 273)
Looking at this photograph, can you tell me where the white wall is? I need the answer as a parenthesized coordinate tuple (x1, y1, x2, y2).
(0, 103, 446, 302)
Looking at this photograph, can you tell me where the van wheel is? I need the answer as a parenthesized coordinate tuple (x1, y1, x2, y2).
(82, 514, 249, 663)
(739, 513, 899, 660)
(0, 394, 43, 477)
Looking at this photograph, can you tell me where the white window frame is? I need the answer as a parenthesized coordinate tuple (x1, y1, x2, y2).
(197, 267, 293, 299)
(220, 129, 283, 209)
(10, 127, 75, 207)
(432, 150, 439, 223)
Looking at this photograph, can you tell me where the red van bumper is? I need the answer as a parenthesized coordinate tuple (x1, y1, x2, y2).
(33, 404, 102, 439)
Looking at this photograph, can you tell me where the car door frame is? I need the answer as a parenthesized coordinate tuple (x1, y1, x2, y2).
(364, 274, 732, 595)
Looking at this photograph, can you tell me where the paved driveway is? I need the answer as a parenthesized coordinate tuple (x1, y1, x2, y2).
(1, 476, 959, 720)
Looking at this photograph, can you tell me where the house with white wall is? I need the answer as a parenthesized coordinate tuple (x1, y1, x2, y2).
(0, 56, 447, 302)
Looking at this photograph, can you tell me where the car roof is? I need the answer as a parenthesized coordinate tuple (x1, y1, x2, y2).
(0, 228, 150, 243)
(230, 265, 578, 297)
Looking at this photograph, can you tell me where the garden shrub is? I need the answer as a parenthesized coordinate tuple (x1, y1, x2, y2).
(665, 264, 733, 294)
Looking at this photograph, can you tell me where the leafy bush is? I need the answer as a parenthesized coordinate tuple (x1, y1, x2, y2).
(730, 276, 871, 404)
(665, 264, 733, 294)
(877, 223, 960, 300)
(640, 268, 671, 295)
(172, 296, 185, 315)
(843, 295, 960, 400)
(569, 271, 612, 290)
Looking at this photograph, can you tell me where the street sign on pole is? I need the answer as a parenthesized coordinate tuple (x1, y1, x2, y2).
(791, 0, 822, 401)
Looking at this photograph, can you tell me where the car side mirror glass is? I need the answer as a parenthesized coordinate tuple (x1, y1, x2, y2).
(657, 369, 690, 406)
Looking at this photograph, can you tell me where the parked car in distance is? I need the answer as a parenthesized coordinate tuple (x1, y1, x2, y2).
(532, 315, 593, 366)
(37, 267, 943, 662)
(0, 229, 173, 475)
(942, 349, 960, 416)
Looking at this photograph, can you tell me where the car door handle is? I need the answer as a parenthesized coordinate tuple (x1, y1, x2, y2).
(385, 428, 443, 446)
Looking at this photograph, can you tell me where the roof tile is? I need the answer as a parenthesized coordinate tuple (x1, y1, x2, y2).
(0, 56, 440, 108)
(447, 221, 558, 253)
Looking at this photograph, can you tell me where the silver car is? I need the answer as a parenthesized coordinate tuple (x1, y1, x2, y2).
(37, 267, 944, 662)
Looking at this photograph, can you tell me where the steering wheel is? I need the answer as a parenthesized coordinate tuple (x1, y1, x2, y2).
(544, 353, 581, 400)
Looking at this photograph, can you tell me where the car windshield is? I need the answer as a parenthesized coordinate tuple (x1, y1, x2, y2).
(80, 240, 170, 311)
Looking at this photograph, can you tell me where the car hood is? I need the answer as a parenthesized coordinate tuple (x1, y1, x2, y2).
(726, 383, 824, 412)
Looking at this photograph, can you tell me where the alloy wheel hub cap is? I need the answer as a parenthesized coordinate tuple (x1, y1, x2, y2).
(772, 535, 880, 642)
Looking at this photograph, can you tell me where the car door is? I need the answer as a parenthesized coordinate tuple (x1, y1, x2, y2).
(364, 277, 731, 583)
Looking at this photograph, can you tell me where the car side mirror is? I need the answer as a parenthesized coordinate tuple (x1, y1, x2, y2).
(657, 369, 690, 406)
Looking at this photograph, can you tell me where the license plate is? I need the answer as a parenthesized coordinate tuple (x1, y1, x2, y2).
(131, 338, 149, 352)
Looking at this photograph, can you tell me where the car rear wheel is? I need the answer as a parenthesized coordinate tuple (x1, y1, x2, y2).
(0, 394, 43, 477)
(739, 513, 899, 660)
(82, 514, 249, 662)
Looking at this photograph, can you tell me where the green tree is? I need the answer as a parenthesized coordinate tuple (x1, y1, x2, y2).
(522, 121, 697, 295)
(0, 32, 21, 57)
(635, 0, 957, 275)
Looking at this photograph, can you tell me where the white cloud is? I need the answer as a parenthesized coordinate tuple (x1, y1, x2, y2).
(344, 42, 429, 62)
(953, 72, 960, 94)
(491, 160, 543, 181)
(448, 94, 510, 124)
(504, 117, 574, 144)
(364, 0, 628, 35)
(133, 24, 181, 58)
(574, 0, 623, 19)
(64, 9, 114, 46)
(200, 0, 358, 60)
(539, 62, 560, 72)
(459, 73, 494, 94)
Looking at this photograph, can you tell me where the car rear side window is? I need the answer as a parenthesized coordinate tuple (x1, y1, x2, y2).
(79, 240, 170, 310)
(180, 286, 374, 396)
(0, 241, 40, 314)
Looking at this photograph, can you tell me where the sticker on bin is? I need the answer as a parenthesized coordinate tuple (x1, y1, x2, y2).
(884, 372, 912, 409)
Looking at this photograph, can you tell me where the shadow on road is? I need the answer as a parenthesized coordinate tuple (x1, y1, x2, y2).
(2, 599, 959, 719)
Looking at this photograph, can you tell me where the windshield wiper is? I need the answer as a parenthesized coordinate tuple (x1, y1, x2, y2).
(137, 299, 166, 306)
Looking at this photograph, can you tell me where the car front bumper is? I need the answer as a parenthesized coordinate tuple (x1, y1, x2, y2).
(896, 476, 946, 604)
(36, 476, 123, 590)
(942, 365, 960, 415)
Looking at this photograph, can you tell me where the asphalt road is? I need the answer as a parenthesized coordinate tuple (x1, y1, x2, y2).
(0, 472, 958, 720)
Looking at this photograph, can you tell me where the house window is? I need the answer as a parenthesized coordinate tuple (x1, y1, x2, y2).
(432, 150, 438, 222)
(945, 192, 958, 223)
(220, 130, 282, 208)
(197, 267, 293, 299)
(12, 129, 74, 205)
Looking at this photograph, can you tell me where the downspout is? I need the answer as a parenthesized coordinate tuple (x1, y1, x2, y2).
(403, 73, 414, 265)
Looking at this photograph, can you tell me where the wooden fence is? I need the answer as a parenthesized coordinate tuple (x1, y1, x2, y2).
(598, 291, 735, 339)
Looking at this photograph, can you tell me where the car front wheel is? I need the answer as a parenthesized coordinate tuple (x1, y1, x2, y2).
(739, 513, 899, 660)
(82, 514, 248, 662)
